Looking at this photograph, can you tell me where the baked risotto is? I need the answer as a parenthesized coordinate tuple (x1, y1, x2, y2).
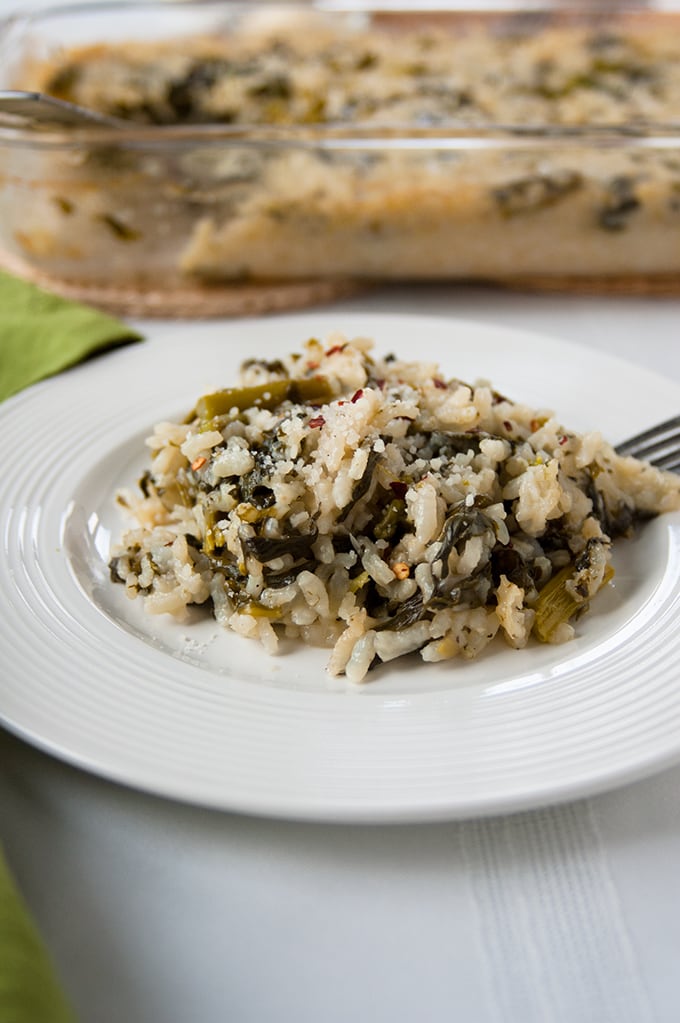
(15, 10, 680, 285)
(109, 333, 680, 682)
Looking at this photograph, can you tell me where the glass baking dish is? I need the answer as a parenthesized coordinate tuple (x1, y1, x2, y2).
(1, 0, 680, 311)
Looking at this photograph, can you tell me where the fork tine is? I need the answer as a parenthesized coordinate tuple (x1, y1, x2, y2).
(629, 440, 680, 467)
(615, 413, 680, 459)
(620, 446, 680, 472)
(655, 452, 680, 473)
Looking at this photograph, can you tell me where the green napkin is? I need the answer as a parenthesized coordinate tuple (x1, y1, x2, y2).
(0, 270, 143, 402)
(0, 848, 77, 1022)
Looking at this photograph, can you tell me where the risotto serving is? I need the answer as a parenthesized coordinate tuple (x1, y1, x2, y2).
(109, 333, 680, 682)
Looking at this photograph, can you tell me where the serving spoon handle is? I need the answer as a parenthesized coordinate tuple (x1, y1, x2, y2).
(0, 90, 123, 128)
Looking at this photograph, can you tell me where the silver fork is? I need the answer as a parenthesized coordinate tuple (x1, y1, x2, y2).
(615, 413, 680, 473)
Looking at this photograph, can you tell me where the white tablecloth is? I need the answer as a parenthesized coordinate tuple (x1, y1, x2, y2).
(2, 282, 680, 1023)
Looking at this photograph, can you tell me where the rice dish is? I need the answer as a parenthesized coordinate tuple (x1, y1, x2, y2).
(109, 332, 680, 682)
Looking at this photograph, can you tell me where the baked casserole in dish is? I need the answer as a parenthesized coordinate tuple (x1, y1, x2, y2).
(1, 0, 680, 304)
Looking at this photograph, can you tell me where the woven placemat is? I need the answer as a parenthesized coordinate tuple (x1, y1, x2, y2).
(0, 250, 365, 318)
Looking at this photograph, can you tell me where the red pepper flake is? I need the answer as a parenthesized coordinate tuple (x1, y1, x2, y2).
(309, 415, 326, 429)
(325, 344, 346, 356)
(433, 378, 447, 390)
(390, 481, 408, 499)
(191, 456, 207, 471)
(374, 378, 385, 389)
(307, 361, 320, 371)
(351, 388, 364, 403)
(559, 434, 569, 446)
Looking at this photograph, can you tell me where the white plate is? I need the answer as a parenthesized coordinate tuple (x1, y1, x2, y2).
(2, 311, 680, 822)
